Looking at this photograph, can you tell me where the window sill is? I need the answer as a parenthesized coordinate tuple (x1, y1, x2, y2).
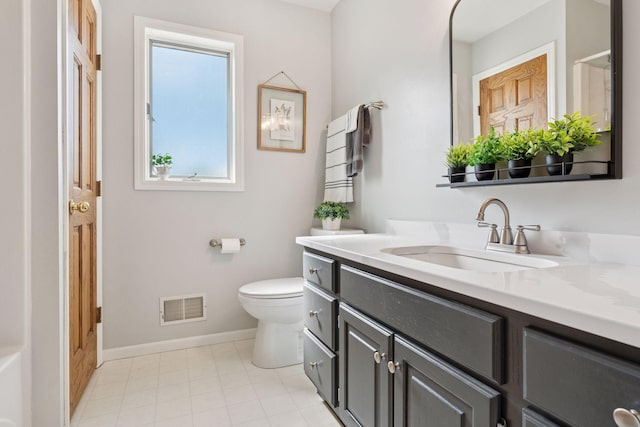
(135, 177, 244, 192)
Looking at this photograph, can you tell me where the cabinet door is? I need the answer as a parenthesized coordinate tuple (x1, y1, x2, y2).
(392, 336, 501, 427)
(339, 303, 394, 427)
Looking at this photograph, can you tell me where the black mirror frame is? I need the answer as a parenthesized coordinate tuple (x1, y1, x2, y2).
(448, 0, 622, 181)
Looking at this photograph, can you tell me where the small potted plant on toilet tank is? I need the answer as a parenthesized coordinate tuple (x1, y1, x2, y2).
(314, 201, 350, 230)
(152, 153, 173, 180)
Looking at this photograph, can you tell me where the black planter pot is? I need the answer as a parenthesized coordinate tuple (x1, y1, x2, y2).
(474, 163, 496, 181)
(507, 159, 532, 179)
(545, 153, 574, 176)
(448, 166, 466, 183)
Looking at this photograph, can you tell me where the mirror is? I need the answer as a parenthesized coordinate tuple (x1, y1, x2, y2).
(449, 0, 621, 180)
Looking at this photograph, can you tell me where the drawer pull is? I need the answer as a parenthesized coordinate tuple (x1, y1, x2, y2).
(308, 361, 321, 369)
(613, 408, 640, 427)
(373, 352, 386, 364)
(308, 310, 320, 318)
(308, 267, 319, 275)
(387, 360, 400, 374)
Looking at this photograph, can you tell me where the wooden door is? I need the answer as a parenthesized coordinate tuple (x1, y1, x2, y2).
(392, 336, 500, 427)
(479, 54, 548, 135)
(339, 303, 393, 427)
(68, 0, 99, 416)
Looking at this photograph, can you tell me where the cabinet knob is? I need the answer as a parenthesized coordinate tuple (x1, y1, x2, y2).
(308, 361, 320, 369)
(613, 408, 640, 427)
(373, 352, 386, 364)
(308, 268, 318, 275)
(308, 310, 320, 318)
(387, 360, 400, 374)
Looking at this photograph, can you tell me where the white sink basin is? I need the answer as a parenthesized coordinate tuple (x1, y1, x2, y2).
(381, 245, 559, 272)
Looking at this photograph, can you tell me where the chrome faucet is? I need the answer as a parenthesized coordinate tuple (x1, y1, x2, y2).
(475, 198, 540, 254)
(475, 198, 513, 245)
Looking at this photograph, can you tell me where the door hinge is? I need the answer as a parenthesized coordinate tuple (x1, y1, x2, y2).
(337, 314, 340, 328)
(96, 306, 103, 324)
(477, 105, 481, 116)
(96, 54, 102, 71)
(96, 180, 102, 197)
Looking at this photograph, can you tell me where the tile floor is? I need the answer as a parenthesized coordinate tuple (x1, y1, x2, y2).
(71, 339, 342, 427)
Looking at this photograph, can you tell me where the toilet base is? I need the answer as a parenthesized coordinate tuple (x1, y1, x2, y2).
(252, 320, 303, 369)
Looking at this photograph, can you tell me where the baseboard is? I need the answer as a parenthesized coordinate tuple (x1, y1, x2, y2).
(102, 328, 256, 361)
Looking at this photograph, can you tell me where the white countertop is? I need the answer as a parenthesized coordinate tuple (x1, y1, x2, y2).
(296, 220, 640, 348)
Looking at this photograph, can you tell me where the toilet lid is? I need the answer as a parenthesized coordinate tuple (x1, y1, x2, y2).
(238, 277, 304, 299)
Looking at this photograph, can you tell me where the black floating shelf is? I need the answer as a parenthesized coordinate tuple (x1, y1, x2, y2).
(436, 173, 613, 188)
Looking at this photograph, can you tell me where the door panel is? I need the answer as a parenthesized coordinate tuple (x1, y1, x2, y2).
(393, 336, 500, 427)
(480, 54, 547, 135)
(339, 303, 393, 427)
(68, 0, 98, 416)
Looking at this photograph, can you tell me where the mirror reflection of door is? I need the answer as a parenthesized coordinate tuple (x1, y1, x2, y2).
(479, 54, 547, 136)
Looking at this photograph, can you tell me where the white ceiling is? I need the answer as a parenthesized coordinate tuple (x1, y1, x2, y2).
(278, 0, 341, 12)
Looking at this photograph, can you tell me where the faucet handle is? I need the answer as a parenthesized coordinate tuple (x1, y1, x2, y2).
(517, 225, 541, 232)
(513, 225, 541, 251)
(477, 221, 496, 228)
(478, 222, 500, 244)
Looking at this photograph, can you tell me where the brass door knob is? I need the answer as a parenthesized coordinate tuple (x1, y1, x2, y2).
(69, 200, 90, 214)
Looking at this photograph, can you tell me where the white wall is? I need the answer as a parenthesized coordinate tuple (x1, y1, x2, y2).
(332, 0, 640, 236)
(29, 0, 65, 423)
(101, 0, 331, 349)
(0, 0, 26, 350)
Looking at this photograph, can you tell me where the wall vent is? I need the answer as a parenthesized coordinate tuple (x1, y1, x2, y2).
(160, 293, 207, 326)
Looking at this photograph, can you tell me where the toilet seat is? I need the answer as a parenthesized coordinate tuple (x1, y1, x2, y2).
(238, 277, 304, 299)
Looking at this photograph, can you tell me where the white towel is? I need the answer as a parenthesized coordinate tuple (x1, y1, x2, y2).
(345, 104, 363, 133)
(323, 115, 354, 203)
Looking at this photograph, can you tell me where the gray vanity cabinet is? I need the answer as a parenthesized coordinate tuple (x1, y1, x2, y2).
(522, 408, 560, 427)
(523, 328, 640, 426)
(392, 335, 501, 427)
(339, 303, 393, 427)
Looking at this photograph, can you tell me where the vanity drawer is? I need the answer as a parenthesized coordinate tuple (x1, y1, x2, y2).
(304, 283, 338, 350)
(303, 252, 338, 293)
(304, 328, 337, 407)
(523, 328, 640, 427)
(340, 265, 504, 383)
(522, 408, 560, 427)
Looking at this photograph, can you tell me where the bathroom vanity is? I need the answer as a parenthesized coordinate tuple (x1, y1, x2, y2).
(297, 221, 640, 427)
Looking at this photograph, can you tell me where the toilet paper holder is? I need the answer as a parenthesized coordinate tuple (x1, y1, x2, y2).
(209, 238, 247, 248)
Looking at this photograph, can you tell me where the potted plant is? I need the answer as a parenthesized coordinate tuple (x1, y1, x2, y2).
(540, 112, 600, 175)
(445, 143, 470, 183)
(468, 127, 504, 181)
(152, 153, 173, 180)
(314, 201, 350, 230)
(502, 128, 540, 179)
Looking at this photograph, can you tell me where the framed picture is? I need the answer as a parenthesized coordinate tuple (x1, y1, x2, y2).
(258, 84, 306, 153)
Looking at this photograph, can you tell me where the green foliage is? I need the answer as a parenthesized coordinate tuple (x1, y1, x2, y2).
(446, 144, 470, 168)
(468, 127, 504, 166)
(501, 128, 540, 161)
(151, 153, 173, 166)
(541, 112, 600, 155)
(313, 201, 350, 220)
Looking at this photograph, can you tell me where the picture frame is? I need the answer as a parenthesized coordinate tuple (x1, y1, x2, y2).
(258, 84, 306, 153)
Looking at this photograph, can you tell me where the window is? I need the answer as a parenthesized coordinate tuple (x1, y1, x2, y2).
(134, 17, 244, 191)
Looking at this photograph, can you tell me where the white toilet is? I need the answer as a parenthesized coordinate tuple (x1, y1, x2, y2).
(238, 277, 305, 369)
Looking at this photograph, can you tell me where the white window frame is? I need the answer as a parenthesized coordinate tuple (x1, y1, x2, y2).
(134, 16, 244, 191)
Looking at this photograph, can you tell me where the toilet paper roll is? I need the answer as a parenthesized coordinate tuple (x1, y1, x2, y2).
(220, 238, 242, 254)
